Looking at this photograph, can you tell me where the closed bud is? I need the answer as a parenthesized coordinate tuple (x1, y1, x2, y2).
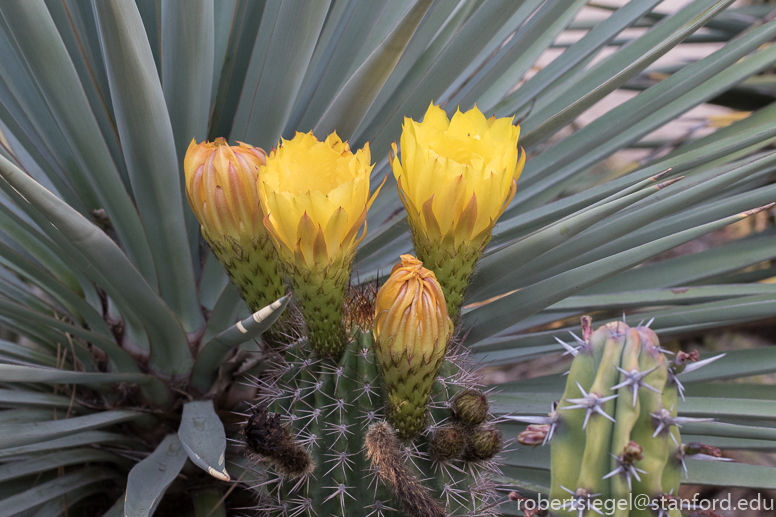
(463, 426, 503, 462)
(429, 426, 465, 462)
(373, 255, 452, 439)
(622, 441, 644, 463)
(451, 389, 489, 425)
(517, 424, 550, 446)
(184, 138, 284, 314)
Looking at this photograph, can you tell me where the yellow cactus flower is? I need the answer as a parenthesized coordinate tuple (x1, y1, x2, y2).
(373, 254, 452, 439)
(391, 103, 525, 317)
(258, 131, 382, 357)
(184, 138, 284, 314)
(185, 137, 267, 241)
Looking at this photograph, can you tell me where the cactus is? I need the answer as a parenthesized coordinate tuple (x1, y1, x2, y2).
(511, 319, 727, 517)
(243, 288, 506, 517)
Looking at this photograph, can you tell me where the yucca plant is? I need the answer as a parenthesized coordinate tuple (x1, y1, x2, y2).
(1, 1, 776, 516)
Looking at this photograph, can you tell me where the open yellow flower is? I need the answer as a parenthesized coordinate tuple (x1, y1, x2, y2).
(391, 103, 525, 316)
(258, 131, 382, 357)
(259, 131, 379, 270)
(373, 254, 452, 439)
(184, 138, 284, 314)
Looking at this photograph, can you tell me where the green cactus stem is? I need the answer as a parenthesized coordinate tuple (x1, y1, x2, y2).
(245, 330, 504, 517)
(521, 319, 720, 517)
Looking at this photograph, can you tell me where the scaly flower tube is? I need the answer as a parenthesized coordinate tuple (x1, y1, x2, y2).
(373, 254, 452, 439)
(259, 131, 381, 357)
(391, 103, 525, 317)
(184, 138, 284, 314)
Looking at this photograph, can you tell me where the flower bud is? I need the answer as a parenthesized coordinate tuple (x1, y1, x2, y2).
(463, 426, 503, 462)
(184, 138, 284, 313)
(451, 389, 489, 425)
(373, 255, 452, 439)
(517, 424, 551, 446)
(429, 426, 465, 462)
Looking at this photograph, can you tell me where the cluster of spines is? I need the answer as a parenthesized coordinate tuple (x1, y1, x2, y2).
(513, 317, 728, 517)
(243, 330, 509, 517)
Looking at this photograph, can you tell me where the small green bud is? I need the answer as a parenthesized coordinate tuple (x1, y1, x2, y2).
(463, 426, 503, 462)
(451, 389, 489, 425)
(429, 426, 465, 462)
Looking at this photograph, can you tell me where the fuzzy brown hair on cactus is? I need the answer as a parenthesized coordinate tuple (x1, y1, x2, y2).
(365, 422, 446, 517)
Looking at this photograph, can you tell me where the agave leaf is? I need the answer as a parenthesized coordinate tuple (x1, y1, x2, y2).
(0, 467, 119, 517)
(29, 485, 110, 517)
(494, 119, 776, 244)
(197, 255, 231, 313)
(546, 284, 776, 311)
(588, 232, 776, 293)
(580, 184, 776, 275)
(680, 397, 776, 420)
(0, 364, 159, 388)
(92, 0, 204, 332)
(0, 18, 95, 213)
(0, 389, 84, 411)
(125, 434, 189, 517)
(491, 0, 662, 116)
(464, 208, 767, 344)
(291, 0, 403, 132)
(0, 449, 123, 483)
(314, 0, 433, 139)
(0, 430, 129, 460)
(516, 11, 776, 209)
(178, 400, 229, 481)
(0, 239, 112, 337)
(471, 178, 680, 299)
(512, 0, 732, 141)
(102, 496, 125, 517)
(351, 0, 464, 143)
(200, 283, 245, 344)
(0, 154, 192, 381)
(686, 461, 776, 490)
(366, 0, 527, 156)
(682, 349, 776, 383)
(682, 421, 776, 441)
(231, 0, 330, 147)
(0, 297, 142, 375)
(499, 468, 551, 495)
(0, 0, 158, 283)
(517, 152, 776, 287)
(190, 294, 290, 392)
(161, 0, 215, 275)
(208, 0, 265, 140)
(681, 435, 776, 452)
(44, 0, 127, 187)
(0, 410, 141, 449)
(459, 0, 589, 110)
(0, 408, 56, 426)
(0, 340, 57, 367)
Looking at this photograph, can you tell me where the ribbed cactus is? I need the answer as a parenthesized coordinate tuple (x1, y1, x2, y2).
(243, 290, 505, 517)
(512, 319, 725, 517)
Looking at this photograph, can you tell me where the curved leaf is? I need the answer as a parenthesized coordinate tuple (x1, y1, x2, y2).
(178, 400, 229, 481)
(92, 0, 203, 332)
(125, 434, 189, 517)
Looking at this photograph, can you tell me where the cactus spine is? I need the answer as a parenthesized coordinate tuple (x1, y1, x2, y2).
(246, 317, 504, 516)
(548, 320, 685, 516)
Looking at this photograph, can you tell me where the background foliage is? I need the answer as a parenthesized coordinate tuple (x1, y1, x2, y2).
(0, 0, 775, 515)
